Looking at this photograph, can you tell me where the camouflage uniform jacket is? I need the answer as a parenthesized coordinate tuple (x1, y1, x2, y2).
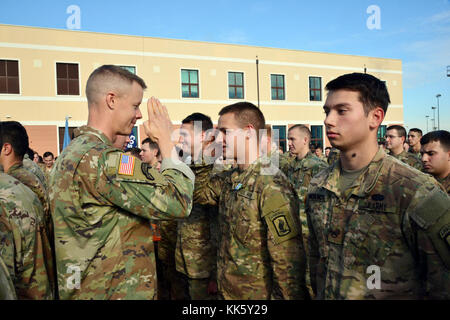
(195, 157, 308, 300)
(0, 256, 16, 300)
(327, 148, 340, 165)
(392, 150, 422, 170)
(7, 162, 53, 244)
(0, 172, 54, 299)
(49, 126, 194, 300)
(23, 154, 47, 190)
(306, 147, 450, 299)
(436, 175, 450, 195)
(176, 163, 218, 279)
(280, 152, 328, 240)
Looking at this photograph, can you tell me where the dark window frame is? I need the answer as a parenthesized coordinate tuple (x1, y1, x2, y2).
(228, 71, 244, 99)
(56, 62, 80, 96)
(272, 125, 287, 152)
(271, 74, 285, 100)
(181, 69, 199, 98)
(309, 76, 322, 101)
(311, 125, 324, 149)
(0, 59, 20, 94)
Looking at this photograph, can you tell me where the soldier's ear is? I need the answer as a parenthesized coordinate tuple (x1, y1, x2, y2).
(105, 91, 116, 110)
(1, 143, 13, 156)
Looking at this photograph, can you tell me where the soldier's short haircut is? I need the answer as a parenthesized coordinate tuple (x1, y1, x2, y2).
(182, 113, 213, 132)
(124, 147, 142, 158)
(409, 128, 423, 137)
(0, 121, 29, 159)
(420, 130, 450, 151)
(316, 146, 323, 151)
(325, 73, 391, 115)
(43, 151, 54, 159)
(219, 102, 265, 132)
(325, 147, 332, 151)
(387, 125, 407, 138)
(85, 65, 147, 104)
(288, 124, 311, 141)
(141, 137, 159, 151)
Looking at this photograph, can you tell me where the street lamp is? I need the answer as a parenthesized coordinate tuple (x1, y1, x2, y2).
(432, 106, 437, 131)
(425, 115, 429, 133)
(436, 94, 441, 130)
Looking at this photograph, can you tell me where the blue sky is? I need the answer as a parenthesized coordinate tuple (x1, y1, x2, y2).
(1, 0, 449, 131)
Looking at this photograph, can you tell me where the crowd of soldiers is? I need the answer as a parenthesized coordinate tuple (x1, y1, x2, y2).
(0, 65, 448, 300)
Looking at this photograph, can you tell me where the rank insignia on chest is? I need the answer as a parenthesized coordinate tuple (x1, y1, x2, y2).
(118, 154, 135, 176)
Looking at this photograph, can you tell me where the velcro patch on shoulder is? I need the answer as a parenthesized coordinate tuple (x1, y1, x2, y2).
(410, 187, 450, 229)
(440, 223, 450, 246)
(264, 210, 299, 245)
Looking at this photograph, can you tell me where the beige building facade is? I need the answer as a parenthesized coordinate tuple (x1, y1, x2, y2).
(0, 24, 403, 155)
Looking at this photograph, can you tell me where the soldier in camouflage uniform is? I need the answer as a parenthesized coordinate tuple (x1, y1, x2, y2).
(385, 125, 422, 170)
(49, 65, 194, 300)
(280, 124, 328, 297)
(23, 153, 47, 190)
(0, 121, 53, 244)
(408, 128, 423, 159)
(195, 102, 308, 300)
(175, 113, 219, 300)
(0, 255, 16, 300)
(420, 130, 450, 195)
(42, 151, 55, 186)
(0, 170, 54, 299)
(327, 147, 340, 165)
(306, 73, 449, 300)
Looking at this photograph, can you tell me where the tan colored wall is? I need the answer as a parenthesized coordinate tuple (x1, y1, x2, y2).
(24, 125, 58, 156)
(0, 24, 403, 152)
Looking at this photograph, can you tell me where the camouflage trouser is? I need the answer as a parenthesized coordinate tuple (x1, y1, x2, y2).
(155, 242, 190, 300)
(187, 278, 217, 300)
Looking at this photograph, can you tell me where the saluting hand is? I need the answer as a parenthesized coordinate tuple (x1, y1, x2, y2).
(143, 97, 176, 159)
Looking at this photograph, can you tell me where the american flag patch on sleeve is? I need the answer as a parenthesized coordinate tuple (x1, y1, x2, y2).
(118, 154, 135, 175)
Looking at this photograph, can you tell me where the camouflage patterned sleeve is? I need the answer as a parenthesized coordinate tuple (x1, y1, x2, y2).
(408, 185, 450, 299)
(192, 169, 223, 206)
(305, 194, 320, 298)
(0, 201, 53, 300)
(261, 181, 308, 300)
(94, 150, 194, 220)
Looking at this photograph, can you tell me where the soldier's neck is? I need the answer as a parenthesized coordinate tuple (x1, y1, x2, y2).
(295, 148, 309, 160)
(412, 144, 421, 153)
(389, 145, 404, 156)
(437, 167, 450, 180)
(339, 140, 379, 171)
(2, 157, 21, 173)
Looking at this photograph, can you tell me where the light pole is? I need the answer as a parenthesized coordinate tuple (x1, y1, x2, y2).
(425, 115, 429, 133)
(436, 94, 441, 130)
(432, 106, 437, 131)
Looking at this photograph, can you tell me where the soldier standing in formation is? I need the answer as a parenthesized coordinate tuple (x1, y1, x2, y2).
(0, 122, 54, 299)
(175, 112, 219, 300)
(49, 65, 195, 300)
(408, 128, 423, 159)
(280, 124, 328, 297)
(194, 102, 308, 300)
(306, 72, 449, 299)
(420, 130, 450, 194)
(385, 125, 422, 170)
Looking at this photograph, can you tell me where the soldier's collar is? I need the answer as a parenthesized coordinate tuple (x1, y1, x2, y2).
(321, 146, 385, 198)
(75, 126, 113, 147)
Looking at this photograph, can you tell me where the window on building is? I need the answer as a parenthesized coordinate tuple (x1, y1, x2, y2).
(309, 76, 322, 101)
(377, 125, 387, 144)
(181, 69, 199, 98)
(228, 72, 244, 99)
(119, 66, 136, 74)
(56, 63, 79, 95)
(58, 126, 77, 153)
(271, 74, 285, 100)
(0, 59, 20, 94)
(272, 125, 287, 152)
(311, 125, 323, 149)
